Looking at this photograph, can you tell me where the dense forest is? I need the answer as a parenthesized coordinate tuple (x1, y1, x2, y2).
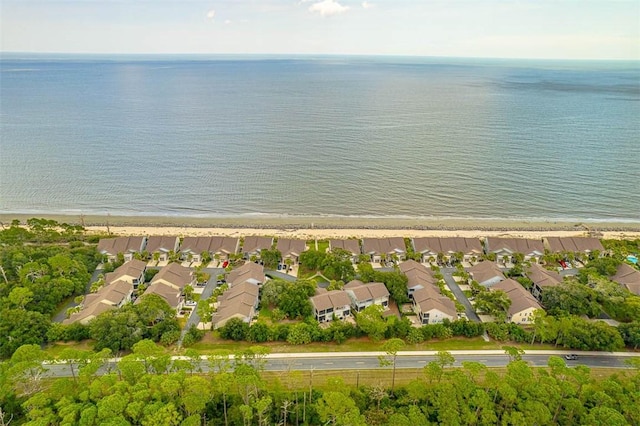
(1, 342, 638, 425)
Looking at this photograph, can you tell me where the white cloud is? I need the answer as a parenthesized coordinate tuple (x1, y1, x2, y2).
(308, 0, 349, 17)
(362, 1, 373, 9)
(206, 10, 216, 20)
(224, 20, 232, 25)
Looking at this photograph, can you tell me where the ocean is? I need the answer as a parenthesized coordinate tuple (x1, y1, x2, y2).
(1, 54, 639, 222)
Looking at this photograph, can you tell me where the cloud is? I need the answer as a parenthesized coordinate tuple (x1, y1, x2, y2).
(224, 20, 232, 25)
(206, 10, 216, 20)
(362, 1, 373, 9)
(308, 0, 349, 17)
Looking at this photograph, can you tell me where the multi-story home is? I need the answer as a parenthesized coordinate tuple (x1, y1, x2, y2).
(310, 290, 352, 322)
(343, 280, 390, 312)
(97, 236, 147, 262)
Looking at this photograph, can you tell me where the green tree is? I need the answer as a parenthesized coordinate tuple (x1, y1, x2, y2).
(356, 305, 388, 341)
(379, 338, 405, 393)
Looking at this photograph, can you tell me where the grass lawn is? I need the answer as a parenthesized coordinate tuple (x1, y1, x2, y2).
(316, 240, 329, 253)
(43, 340, 96, 358)
(187, 335, 500, 354)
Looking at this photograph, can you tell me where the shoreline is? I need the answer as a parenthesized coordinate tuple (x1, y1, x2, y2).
(2, 213, 639, 240)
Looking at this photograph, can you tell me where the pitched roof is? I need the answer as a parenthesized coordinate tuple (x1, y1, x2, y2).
(218, 282, 260, 302)
(526, 263, 562, 289)
(213, 299, 255, 325)
(544, 237, 604, 253)
(412, 287, 457, 317)
(344, 281, 389, 302)
(611, 263, 640, 295)
(180, 236, 239, 255)
(84, 280, 133, 307)
(413, 237, 483, 255)
(227, 262, 266, 286)
(310, 290, 351, 311)
(276, 238, 307, 257)
(63, 302, 115, 325)
(468, 261, 505, 285)
(138, 282, 183, 308)
(97, 237, 146, 255)
(104, 259, 147, 284)
(213, 282, 260, 326)
(242, 236, 274, 253)
(362, 238, 406, 255)
(484, 238, 544, 256)
(329, 239, 361, 256)
(398, 260, 438, 289)
(150, 262, 193, 290)
(145, 236, 179, 253)
(491, 278, 542, 316)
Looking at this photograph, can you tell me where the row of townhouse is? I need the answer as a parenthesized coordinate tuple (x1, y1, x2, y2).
(65, 260, 196, 325)
(64, 259, 147, 325)
(310, 280, 390, 322)
(399, 260, 458, 324)
(211, 262, 266, 329)
(98, 235, 605, 268)
(97, 235, 307, 266)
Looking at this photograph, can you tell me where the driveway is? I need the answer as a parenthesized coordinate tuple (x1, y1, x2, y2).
(441, 267, 481, 323)
(52, 264, 104, 323)
(177, 267, 224, 346)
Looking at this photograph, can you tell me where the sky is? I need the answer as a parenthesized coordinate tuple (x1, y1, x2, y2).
(1, 0, 639, 60)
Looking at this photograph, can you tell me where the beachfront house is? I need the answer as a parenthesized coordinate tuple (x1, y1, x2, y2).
(145, 236, 180, 262)
(343, 280, 390, 312)
(468, 261, 505, 287)
(362, 237, 406, 264)
(398, 259, 439, 297)
(412, 286, 457, 324)
(212, 282, 260, 329)
(543, 237, 604, 258)
(329, 239, 362, 263)
(241, 236, 274, 260)
(180, 236, 239, 263)
(484, 237, 544, 264)
(226, 261, 266, 287)
(491, 279, 542, 324)
(412, 237, 483, 265)
(527, 263, 562, 301)
(276, 238, 307, 267)
(97, 236, 147, 262)
(310, 290, 352, 322)
(611, 263, 640, 296)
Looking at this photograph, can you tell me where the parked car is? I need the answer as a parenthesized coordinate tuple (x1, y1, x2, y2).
(564, 354, 578, 360)
(222, 261, 229, 268)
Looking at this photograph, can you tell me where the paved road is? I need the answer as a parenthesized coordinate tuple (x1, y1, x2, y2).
(42, 350, 637, 378)
(177, 267, 224, 346)
(441, 267, 481, 323)
(52, 265, 104, 323)
(265, 270, 297, 282)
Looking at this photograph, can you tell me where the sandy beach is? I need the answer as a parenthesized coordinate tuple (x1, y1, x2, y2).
(2, 213, 639, 240)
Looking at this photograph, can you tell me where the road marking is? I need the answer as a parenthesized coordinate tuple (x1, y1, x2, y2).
(324, 362, 334, 365)
(417, 360, 427, 363)
(356, 362, 364, 365)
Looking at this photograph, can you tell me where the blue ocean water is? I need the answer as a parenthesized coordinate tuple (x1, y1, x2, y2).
(1, 54, 639, 221)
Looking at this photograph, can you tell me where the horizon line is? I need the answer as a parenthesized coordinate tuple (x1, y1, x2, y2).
(2, 51, 639, 62)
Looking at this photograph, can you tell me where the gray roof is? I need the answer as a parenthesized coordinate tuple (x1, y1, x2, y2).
(413, 237, 483, 255)
(526, 263, 562, 289)
(362, 237, 406, 255)
(180, 236, 239, 255)
(145, 236, 179, 254)
(412, 287, 457, 317)
(398, 260, 437, 289)
(329, 239, 361, 256)
(484, 238, 544, 256)
(137, 283, 183, 309)
(310, 290, 351, 311)
(150, 262, 193, 290)
(276, 238, 307, 257)
(544, 237, 604, 253)
(97, 236, 146, 256)
(242, 236, 274, 254)
(227, 262, 266, 286)
(612, 263, 640, 295)
(468, 261, 505, 285)
(492, 279, 542, 316)
(344, 281, 389, 302)
(104, 259, 147, 284)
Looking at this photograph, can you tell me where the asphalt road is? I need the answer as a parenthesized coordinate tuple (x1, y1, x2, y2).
(177, 267, 224, 345)
(42, 351, 636, 378)
(440, 267, 481, 323)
